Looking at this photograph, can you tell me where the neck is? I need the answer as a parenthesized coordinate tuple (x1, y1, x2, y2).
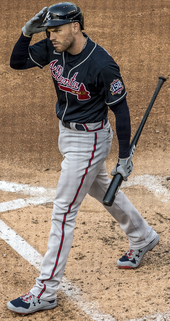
(67, 33, 87, 55)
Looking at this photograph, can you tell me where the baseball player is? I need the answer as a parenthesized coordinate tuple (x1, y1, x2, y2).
(7, 2, 159, 315)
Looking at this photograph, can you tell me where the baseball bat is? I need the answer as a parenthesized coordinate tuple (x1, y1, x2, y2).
(103, 76, 166, 207)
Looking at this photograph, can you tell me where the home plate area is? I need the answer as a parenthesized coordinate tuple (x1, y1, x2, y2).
(0, 175, 170, 321)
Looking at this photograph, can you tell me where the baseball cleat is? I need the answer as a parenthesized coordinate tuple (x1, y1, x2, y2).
(7, 292, 57, 315)
(117, 233, 159, 269)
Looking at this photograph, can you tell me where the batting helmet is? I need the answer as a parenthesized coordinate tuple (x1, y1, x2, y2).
(40, 2, 84, 30)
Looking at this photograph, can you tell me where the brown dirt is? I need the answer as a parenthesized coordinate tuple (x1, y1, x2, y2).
(0, 0, 170, 320)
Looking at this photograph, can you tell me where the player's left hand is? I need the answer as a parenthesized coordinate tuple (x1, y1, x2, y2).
(22, 7, 48, 37)
(111, 156, 133, 181)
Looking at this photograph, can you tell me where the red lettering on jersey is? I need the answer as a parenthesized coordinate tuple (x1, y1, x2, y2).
(58, 83, 91, 101)
(68, 73, 78, 88)
(50, 60, 59, 78)
(49, 60, 91, 100)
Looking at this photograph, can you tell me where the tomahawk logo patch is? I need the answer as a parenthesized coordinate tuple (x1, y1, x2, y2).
(110, 79, 124, 95)
(50, 60, 91, 101)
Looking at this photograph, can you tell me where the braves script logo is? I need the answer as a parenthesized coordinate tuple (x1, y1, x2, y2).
(50, 60, 91, 101)
(110, 79, 124, 95)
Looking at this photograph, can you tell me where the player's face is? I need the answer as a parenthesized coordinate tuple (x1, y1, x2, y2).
(47, 23, 76, 53)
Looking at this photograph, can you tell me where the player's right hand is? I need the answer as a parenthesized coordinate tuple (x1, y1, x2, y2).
(22, 7, 48, 37)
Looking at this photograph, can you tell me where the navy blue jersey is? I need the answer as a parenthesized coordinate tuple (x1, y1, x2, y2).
(28, 34, 127, 123)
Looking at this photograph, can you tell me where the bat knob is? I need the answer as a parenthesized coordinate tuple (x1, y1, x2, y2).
(159, 76, 166, 82)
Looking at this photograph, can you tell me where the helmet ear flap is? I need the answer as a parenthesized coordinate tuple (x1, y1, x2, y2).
(46, 30, 50, 38)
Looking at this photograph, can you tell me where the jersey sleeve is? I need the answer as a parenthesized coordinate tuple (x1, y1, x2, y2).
(10, 33, 37, 70)
(110, 98, 131, 158)
(28, 38, 50, 68)
(99, 62, 127, 106)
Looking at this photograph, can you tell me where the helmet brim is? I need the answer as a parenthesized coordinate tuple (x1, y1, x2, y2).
(38, 19, 73, 28)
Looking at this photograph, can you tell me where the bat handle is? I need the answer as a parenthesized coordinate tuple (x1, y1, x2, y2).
(103, 76, 166, 207)
(103, 173, 123, 206)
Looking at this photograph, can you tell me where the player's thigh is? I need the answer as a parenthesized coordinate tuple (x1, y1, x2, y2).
(53, 151, 102, 211)
(56, 124, 112, 209)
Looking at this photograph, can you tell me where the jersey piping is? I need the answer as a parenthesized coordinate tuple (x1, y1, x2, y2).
(106, 91, 127, 106)
(28, 50, 44, 68)
(61, 43, 97, 122)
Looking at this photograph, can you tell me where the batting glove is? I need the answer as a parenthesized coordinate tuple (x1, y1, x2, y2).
(111, 156, 133, 181)
(22, 7, 48, 37)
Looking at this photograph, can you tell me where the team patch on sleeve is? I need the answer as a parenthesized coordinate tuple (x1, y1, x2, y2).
(110, 79, 124, 95)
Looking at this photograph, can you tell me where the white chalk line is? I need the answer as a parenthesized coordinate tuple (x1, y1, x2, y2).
(0, 219, 115, 321)
(0, 198, 51, 212)
(0, 180, 115, 320)
(122, 174, 170, 202)
(1, 175, 170, 320)
(0, 181, 56, 213)
(0, 181, 48, 195)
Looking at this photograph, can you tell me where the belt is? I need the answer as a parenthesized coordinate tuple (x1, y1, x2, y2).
(62, 117, 108, 132)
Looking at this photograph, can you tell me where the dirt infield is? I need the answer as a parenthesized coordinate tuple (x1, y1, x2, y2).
(0, 0, 170, 320)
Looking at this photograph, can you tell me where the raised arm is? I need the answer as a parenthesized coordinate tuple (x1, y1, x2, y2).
(10, 7, 47, 70)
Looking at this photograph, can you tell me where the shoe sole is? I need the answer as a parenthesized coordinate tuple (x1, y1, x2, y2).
(118, 235, 159, 269)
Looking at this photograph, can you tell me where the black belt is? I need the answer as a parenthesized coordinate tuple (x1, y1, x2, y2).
(62, 117, 108, 131)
